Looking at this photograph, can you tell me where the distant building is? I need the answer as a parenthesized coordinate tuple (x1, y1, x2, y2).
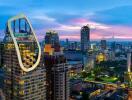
(69, 42, 78, 50)
(116, 43, 122, 52)
(96, 53, 106, 63)
(45, 30, 59, 46)
(44, 31, 70, 100)
(64, 50, 83, 62)
(86, 55, 95, 71)
(44, 54, 69, 100)
(127, 52, 131, 72)
(0, 41, 4, 67)
(90, 43, 96, 51)
(68, 61, 82, 77)
(81, 25, 90, 52)
(101, 40, 107, 50)
(44, 30, 63, 55)
(66, 38, 69, 49)
(111, 42, 116, 51)
(65, 40, 80, 50)
(125, 51, 132, 99)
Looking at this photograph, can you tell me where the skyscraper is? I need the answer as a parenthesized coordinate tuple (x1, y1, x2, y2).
(3, 14, 46, 100)
(44, 31, 70, 100)
(44, 55, 69, 100)
(111, 42, 116, 51)
(45, 30, 59, 46)
(45, 30, 61, 53)
(66, 38, 69, 50)
(126, 51, 132, 100)
(81, 25, 90, 52)
(101, 40, 107, 50)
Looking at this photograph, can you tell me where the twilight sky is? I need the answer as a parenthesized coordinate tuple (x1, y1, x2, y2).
(0, 0, 132, 41)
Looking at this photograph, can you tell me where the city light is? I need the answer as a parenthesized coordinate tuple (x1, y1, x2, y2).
(0, 0, 132, 100)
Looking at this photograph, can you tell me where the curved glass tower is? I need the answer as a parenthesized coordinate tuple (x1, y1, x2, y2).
(5, 14, 41, 72)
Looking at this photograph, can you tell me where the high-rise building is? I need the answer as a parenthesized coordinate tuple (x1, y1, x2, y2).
(44, 31, 70, 100)
(115, 43, 123, 52)
(125, 51, 132, 99)
(45, 30, 59, 46)
(3, 14, 46, 100)
(0, 41, 4, 67)
(44, 55, 69, 100)
(81, 25, 90, 52)
(45, 30, 61, 53)
(111, 42, 116, 51)
(127, 52, 131, 72)
(101, 40, 107, 50)
(66, 38, 69, 49)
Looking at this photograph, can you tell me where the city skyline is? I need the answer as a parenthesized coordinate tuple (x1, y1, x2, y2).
(0, 13, 132, 99)
(0, 0, 132, 41)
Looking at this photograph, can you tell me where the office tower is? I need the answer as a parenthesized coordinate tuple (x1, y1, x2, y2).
(81, 25, 90, 52)
(111, 42, 116, 51)
(44, 31, 69, 100)
(101, 40, 107, 50)
(116, 43, 122, 52)
(66, 38, 69, 50)
(45, 30, 59, 47)
(90, 43, 96, 51)
(44, 55, 69, 100)
(45, 30, 61, 53)
(3, 14, 46, 100)
(71, 42, 75, 50)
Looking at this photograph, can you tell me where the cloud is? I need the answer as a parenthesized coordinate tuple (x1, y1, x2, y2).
(53, 24, 80, 31)
(90, 5, 132, 26)
(31, 14, 56, 22)
(70, 18, 110, 30)
(0, 0, 132, 41)
(33, 15, 132, 41)
(51, 18, 110, 34)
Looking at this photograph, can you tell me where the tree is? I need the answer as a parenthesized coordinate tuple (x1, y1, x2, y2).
(82, 91, 90, 100)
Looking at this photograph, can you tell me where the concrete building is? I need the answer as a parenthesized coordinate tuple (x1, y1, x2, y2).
(3, 14, 46, 100)
(44, 54, 70, 100)
(45, 30, 59, 47)
(101, 40, 107, 50)
(44, 30, 70, 100)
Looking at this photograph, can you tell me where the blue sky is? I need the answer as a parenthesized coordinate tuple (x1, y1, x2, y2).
(0, 0, 132, 40)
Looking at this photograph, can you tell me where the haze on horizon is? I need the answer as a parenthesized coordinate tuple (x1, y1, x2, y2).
(0, 0, 132, 41)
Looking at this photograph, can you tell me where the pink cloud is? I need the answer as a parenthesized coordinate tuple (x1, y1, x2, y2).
(70, 18, 110, 30)
(34, 18, 132, 41)
(71, 18, 88, 23)
(58, 25, 132, 41)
